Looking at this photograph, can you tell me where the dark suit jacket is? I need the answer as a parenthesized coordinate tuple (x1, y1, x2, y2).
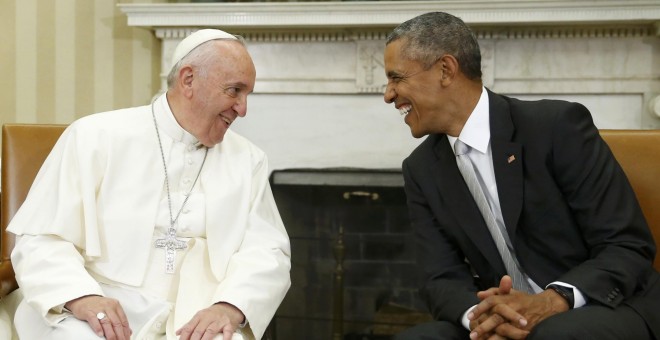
(402, 90, 660, 336)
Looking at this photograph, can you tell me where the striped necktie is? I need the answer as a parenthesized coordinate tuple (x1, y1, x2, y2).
(454, 139, 533, 293)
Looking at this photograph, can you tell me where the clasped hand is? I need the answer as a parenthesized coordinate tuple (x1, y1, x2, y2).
(467, 276, 569, 340)
(66, 295, 244, 340)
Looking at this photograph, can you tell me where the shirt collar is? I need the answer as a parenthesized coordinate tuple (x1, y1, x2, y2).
(154, 93, 199, 146)
(448, 87, 490, 155)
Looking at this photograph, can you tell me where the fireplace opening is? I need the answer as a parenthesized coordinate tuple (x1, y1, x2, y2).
(269, 168, 431, 340)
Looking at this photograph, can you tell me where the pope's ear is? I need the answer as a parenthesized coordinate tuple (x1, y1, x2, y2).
(177, 65, 195, 97)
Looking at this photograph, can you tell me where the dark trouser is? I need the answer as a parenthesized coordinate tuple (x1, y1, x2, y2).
(393, 321, 468, 340)
(394, 304, 653, 340)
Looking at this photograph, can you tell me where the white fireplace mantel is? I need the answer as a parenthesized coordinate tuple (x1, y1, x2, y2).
(120, 1, 660, 172)
(120, 1, 660, 28)
(119, 1, 660, 96)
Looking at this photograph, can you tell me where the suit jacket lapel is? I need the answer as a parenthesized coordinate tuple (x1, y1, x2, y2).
(430, 134, 506, 273)
(488, 90, 523, 241)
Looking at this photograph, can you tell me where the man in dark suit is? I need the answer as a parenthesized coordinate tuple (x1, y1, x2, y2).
(384, 12, 660, 340)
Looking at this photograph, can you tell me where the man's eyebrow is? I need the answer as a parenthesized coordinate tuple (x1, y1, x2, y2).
(386, 70, 402, 79)
(224, 81, 248, 88)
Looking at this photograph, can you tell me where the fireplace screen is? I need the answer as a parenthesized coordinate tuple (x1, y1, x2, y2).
(269, 169, 431, 340)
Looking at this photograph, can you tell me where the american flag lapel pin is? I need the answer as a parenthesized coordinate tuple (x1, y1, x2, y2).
(507, 155, 516, 164)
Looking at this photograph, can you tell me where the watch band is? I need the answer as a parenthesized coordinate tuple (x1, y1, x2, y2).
(547, 284, 574, 309)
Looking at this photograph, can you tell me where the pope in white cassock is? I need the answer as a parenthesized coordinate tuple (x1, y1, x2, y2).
(0, 29, 291, 340)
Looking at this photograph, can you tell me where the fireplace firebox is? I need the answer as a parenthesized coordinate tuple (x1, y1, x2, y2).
(269, 169, 431, 340)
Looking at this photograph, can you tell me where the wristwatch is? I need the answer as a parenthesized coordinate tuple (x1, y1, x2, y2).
(547, 284, 574, 309)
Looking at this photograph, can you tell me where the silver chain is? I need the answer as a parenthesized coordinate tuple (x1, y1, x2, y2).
(151, 100, 208, 229)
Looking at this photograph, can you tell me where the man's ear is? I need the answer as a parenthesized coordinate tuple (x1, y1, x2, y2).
(438, 54, 459, 86)
(178, 65, 195, 98)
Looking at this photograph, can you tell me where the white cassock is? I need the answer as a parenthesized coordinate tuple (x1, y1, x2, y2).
(0, 94, 291, 340)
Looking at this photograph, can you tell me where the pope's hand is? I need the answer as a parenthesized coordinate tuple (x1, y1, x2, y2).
(65, 295, 132, 340)
(177, 302, 245, 340)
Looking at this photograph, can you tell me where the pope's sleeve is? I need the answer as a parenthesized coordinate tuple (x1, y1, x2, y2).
(211, 150, 291, 340)
(8, 123, 105, 323)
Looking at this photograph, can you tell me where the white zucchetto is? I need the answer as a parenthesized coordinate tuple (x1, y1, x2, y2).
(170, 29, 237, 70)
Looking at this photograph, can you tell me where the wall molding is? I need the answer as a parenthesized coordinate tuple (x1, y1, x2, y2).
(155, 25, 655, 43)
(120, 1, 660, 30)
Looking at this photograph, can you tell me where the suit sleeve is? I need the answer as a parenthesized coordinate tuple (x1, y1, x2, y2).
(402, 158, 480, 323)
(549, 103, 655, 307)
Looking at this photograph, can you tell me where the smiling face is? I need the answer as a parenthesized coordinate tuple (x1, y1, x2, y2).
(383, 39, 448, 138)
(182, 40, 256, 147)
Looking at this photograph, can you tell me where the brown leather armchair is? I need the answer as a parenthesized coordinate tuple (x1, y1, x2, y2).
(0, 124, 66, 298)
(600, 130, 660, 271)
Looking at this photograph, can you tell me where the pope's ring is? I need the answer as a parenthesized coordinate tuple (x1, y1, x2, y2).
(96, 312, 106, 321)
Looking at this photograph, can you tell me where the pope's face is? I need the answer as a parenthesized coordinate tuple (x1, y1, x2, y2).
(383, 39, 446, 138)
(190, 41, 256, 147)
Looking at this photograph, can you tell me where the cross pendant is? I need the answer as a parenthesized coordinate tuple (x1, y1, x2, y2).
(154, 228, 188, 274)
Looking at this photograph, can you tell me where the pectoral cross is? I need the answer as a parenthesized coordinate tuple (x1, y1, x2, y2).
(154, 227, 188, 274)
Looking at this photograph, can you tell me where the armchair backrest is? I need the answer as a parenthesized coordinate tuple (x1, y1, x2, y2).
(600, 129, 660, 272)
(0, 124, 66, 297)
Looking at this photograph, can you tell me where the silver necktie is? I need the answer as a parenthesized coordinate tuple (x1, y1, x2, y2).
(454, 139, 533, 293)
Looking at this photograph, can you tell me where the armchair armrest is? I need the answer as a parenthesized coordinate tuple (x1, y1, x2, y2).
(0, 260, 18, 299)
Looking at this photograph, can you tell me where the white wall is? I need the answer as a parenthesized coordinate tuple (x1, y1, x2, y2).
(232, 94, 422, 172)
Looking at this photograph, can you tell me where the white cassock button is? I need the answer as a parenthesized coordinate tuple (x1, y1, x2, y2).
(187, 158, 193, 165)
(183, 178, 191, 185)
(154, 321, 162, 330)
(183, 208, 190, 214)
(187, 145, 194, 152)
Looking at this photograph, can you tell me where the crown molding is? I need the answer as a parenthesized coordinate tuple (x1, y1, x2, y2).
(119, 1, 660, 30)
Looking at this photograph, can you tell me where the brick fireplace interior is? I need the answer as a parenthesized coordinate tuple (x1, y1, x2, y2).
(270, 168, 430, 340)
